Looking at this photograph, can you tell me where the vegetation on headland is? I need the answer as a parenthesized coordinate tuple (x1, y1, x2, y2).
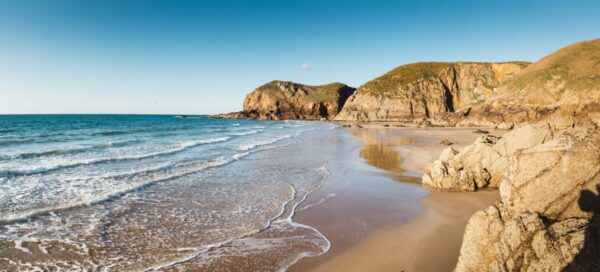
(256, 80, 352, 104)
(503, 39, 600, 95)
(361, 61, 530, 97)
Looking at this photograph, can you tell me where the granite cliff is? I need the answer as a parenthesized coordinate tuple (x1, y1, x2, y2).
(211, 81, 355, 120)
(334, 62, 529, 122)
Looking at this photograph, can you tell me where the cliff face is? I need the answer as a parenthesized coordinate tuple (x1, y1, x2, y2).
(421, 39, 600, 271)
(212, 81, 356, 120)
(334, 62, 528, 121)
(453, 39, 600, 128)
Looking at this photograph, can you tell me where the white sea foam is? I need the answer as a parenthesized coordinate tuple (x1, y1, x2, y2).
(0, 137, 230, 177)
(0, 116, 340, 271)
(0, 139, 291, 224)
(0, 156, 234, 223)
(229, 129, 262, 136)
(235, 129, 314, 152)
(296, 193, 336, 212)
(149, 165, 332, 271)
(236, 134, 293, 151)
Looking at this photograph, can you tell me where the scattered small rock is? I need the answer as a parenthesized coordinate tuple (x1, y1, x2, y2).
(495, 122, 514, 130)
(383, 124, 390, 127)
(473, 129, 490, 134)
(440, 139, 453, 145)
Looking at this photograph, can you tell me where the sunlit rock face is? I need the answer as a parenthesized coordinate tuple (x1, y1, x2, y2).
(455, 123, 600, 272)
(212, 80, 356, 120)
(334, 62, 528, 122)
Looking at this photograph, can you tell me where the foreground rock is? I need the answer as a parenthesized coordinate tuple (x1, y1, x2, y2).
(334, 62, 528, 122)
(422, 123, 553, 191)
(419, 39, 600, 271)
(211, 81, 355, 120)
(455, 123, 600, 271)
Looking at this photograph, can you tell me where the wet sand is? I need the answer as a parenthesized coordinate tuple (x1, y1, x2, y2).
(289, 124, 504, 272)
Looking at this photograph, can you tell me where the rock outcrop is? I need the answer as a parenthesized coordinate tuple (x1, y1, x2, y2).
(455, 123, 600, 271)
(211, 81, 356, 120)
(422, 123, 554, 191)
(334, 62, 528, 121)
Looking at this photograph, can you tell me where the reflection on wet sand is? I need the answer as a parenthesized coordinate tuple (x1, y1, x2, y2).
(348, 128, 421, 183)
(302, 126, 500, 272)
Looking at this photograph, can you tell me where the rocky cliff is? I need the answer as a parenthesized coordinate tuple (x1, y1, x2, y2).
(420, 39, 600, 271)
(334, 62, 528, 121)
(424, 39, 600, 191)
(211, 81, 356, 120)
(449, 39, 600, 128)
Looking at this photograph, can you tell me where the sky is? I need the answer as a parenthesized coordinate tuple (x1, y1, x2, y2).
(1, 0, 599, 114)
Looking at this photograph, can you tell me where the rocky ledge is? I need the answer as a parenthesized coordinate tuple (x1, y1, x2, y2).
(422, 123, 555, 191)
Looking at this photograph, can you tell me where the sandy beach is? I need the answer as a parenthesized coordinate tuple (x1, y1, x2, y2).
(290, 124, 504, 271)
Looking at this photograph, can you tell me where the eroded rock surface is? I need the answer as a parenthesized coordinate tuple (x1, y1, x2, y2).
(455, 124, 600, 271)
(422, 123, 553, 191)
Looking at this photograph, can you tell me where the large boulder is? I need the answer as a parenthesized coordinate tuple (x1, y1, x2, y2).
(455, 124, 600, 271)
(422, 123, 553, 191)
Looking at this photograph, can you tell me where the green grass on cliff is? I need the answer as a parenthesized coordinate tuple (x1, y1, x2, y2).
(256, 81, 349, 103)
(364, 62, 452, 96)
(360, 61, 528, 97)
(504, 39, 600, 93)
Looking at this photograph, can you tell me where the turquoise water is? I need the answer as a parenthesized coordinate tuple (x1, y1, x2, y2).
(0, 115, 359, 271)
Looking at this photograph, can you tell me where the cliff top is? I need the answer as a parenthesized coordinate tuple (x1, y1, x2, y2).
(502, 39, 600, 95)
(254, 80, 354, 103)
(361, 61, 530, 96)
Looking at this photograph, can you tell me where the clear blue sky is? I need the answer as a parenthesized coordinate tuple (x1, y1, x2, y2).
(1, 0, 599, 114)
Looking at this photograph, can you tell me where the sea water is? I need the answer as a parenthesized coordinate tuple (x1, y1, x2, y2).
(0, 115, 360, 271)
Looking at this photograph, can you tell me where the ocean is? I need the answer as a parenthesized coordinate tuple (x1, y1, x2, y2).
(0, 114, 359, 271)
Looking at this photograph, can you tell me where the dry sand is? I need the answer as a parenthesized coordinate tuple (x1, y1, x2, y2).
(289, 124, 505, 272)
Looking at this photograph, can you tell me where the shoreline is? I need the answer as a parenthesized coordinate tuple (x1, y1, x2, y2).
(290, 124, 503, 271)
